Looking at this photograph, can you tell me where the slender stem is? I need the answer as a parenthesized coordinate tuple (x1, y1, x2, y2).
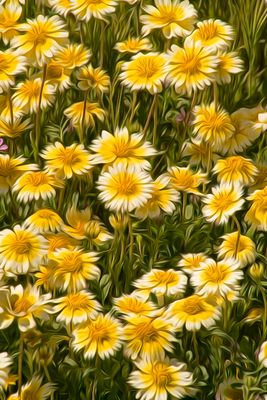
(35, 63, 47, 160)
(129, 91, 138, 125)
(213, 81, 218, 111)
(143, 94, 158, 139)
(232, 214, 241, 258)
(18, 333, 24, 395)
(192, 331, 199, 366)
(181, 191, 187, 222)
(260, 286, 267, 344)
(152, 94, 158, 146)
(81, 90, 88, 141)
(8, 91, 14, 125)
(99, 20, 106, 67)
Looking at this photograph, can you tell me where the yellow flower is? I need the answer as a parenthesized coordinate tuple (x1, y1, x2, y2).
(258, 341, 267, 367)
(0, 117, 32, 139)
(215, 51, 243, 84)
(218, 232, 256, 267)
(72, 313, 123, 359)
(49, 0, 73, 17)
(0, 352, 12, 389)
(0, 50, 26, 92)
(97, 163, 153, 212)
(0, 94, 25, 123)
(90, 127, 156, 169)
(0, 2, 22, 45)
(24, 209, 64, 233)
(0, 225, 47, 275)
(202, 184, 244, 224)
(12, 78, 56, 114)
(77, 64, 110, 92)
(124, 315, 176, 359)
(165, 294, 220, 330)
(71, 0, 117, 21)
(193, 103, 235, 151)
(41, 60, 71, 91)
(166, 39, 218, 95)
(8, 376, 55, 400)
(11, 15, 68, 66)
(213, 156, 258, 185)
(113, 294, 159, 317)
(53, 291, 102, 325)
(129, 357, 194, 400)
(133, 269, 187, 299)
(249, 163, 267, 192)
(54, 43, 91, 69)
(49, 247, 100, 292)
(168, 166, 207, 195)
(115, 37, 153, 53)
(13, 170, 64, 202)
(178, 253, 209, 274)
(64, 101, 105, 127)
(245, 186, 267, 230)
(191, 258, 243, 296)
(120, 52, 167, 94)
(35, 264, 55, 292)
(0, 155, 37, 194)
(45, 232, 80, 254)
(188, 19, 233, 50)
(140, 0, 197, 39)
(182, 139, 219, 169)
(135, 174, 179, 219)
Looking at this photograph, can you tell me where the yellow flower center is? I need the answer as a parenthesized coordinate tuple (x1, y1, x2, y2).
(47, 64, 63, 79)
(213, 192, 235, 210)
(37, 210, 55, 219)
(85, 220, 101, 238)
(198, 23, 218, 40)
(183, 297, 205, 315)
(135, 321, 158, 341)
(205, 265, 228, 283)
(89, 322, 111, 343)
(136, 57, 160, 79)
(184, 55, 200, 74)
(60, 148, 81, 166)
(0, 55, 10, 72)
(153, 362, 172, 387)
(113, 142, 134, 158)
(154, 270, 178, 285)
(29, 172, 49, 186)
(115, 174, 138, 195)
(62, 253, 83, 273)
(66, 293, 90, 309)
(14, 296, 35, 313)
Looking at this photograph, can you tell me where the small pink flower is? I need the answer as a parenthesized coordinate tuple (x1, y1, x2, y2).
(0, 139, 8, 151)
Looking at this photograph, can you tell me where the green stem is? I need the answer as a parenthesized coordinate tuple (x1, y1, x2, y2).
(143, 94, 158, 139)
(260, 286, 267, 343)
(18, 333, 24, 395)
(232, 214, 241, 258)
(192, 331, 199, 366)
(35, 63, 47, 161)
(213, 81, 218, 111)
(128, 91, 138, 125)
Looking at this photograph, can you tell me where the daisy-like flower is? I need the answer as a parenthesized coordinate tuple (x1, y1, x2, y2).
(49, 0, 73, 17)
(113, 294, 159, 317)
(259, 341, 267, 368)
(166, 294, 220, 330)
(0, 94, 25, 123)
(0, 352, 12, 388)
(188, 19, 233, 50)
(218, 232, 256, 267)
(215, 51, 243, 84)
(35, 264, 55, 292)
(178, 253, 209, 274)
(129, 357, 194, 400)
(133, 269, 187, 299)
(0, 155, 37, 194)
(245, 186, 267, 230)
(8, 376, 55, 400)
(124, 315, 176, 359)
(191, 258, 243, 296)
(24, 209, 64, 233)
(0, 2, 22, 45)
(77, 64, 110, 92)
(72, 313, 123, 359)
(12, 78, 56, 114)
(90, 127, 156, 169)
(64, 101, 105, 127)
(193, 103, 235, 151)
(49, 247, 100, 292)
(213, 156, 258, 185)
(120, 52, 167, 94)
(166, 39, 218, 95)
(53, 291, 102, 325)
(97, 163, 153, 212)
(0, 225, 47, 275)
(0, 50, 26, 92)
(168, 166, 207, 195)
(13, 170, 64, 202)
(11, 15, 68, 66)
(115, 37, 153, 53)
(135, 174, 179, 219)
(202, 184, 244, 224)
(41, 142, 92, 179)
(0, 118, 32, 141)
(182, 139, 219, 169)
(45, 232, 79, 254)
(140, 0, 197, 39)
(54, 43, 91, 69)
(71, 0, 117, 21)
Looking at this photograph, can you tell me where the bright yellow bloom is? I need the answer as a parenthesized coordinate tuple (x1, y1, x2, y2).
(0, 94, 25, 123)
(213, 156, 258, 185)
(202, 184, 244, 224)
(120, 52, 167, 94)
(193, 103, 235, 151)
(182, 139, 219, 169)
(166, 294, 220, 330)
(113, 294, 159, 317)
(45, 232, 80, 254)
(35, 264, 55, 292)
(77, 64, 110, 92)
(11, 15, 68, 66)
(115, 37, 153, 53)
(72, 313, 123, 359)
(0, 155, 37, 194)
(0, 117, 32, 139)
(0, 2, 22, 45)
(71, 0, 117, 21)
(188, 19, 233, 50)
(49, 0, 73, 17)
(49, 247, 100, 292)
(54, 43, 91, 69)
(90, 127, 156, 169)
(178, 253, 208, 274)
(258, 341, 267, 368)
(0, 50, 26, 92)
(53, 291, 102, 325)
(133, 269, 187, 299)
(141, 0, 197, 39)
(0, 225, 47, 275)
(24, 209, 64, 233)
(135, 174, 179, 219)
(168, 166, 207, 195)
(41, 142, 92, 179)
(191, 258, 243, 296)
(129, 357, 194, 400)
(218, 232, 256, 267)
(40, 60, 71, 91)
(12, 78, 56, 114)
(245, 186, 267, 230)
(97, 163, 153, 212)
(13, 170, 64, 202)
(8, 376, 55, 400)
(215, 51, 243, 84)
(0, 352, 12, 389)
(166, 39, 218, 95)
(124, 315, 176, 359)
(64, 101, 105, 127)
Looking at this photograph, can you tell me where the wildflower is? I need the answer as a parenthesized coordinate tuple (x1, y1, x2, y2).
(182, 139, 219, 169)
(0, 94, 25, 122)
(77, 64, 110, 92)
(8, 376, 55, 400)
(188, 19, 233, 50)
(0, 2, 22, 45)
(178, 253, 209, 274)
(113, 294, 159, 317)
(249, 263, 264, 282)
(120, 52, 167, 94)
(54, 43, 91, 69)
(72, 313, 123, 359)
(71, 0, 117, 21)
(141, 0, 197, 39)
(90, 127, 156, 169)
(245, 187, 267, 230)
(0, 50, 26, 92)
(0, 155, 37, 194)
(24, 209, 64, 233)
(0, 352, 12, 388)
(97, 163, 153, 212)
(213, 156, 258, 185)
(35, 264, 55, 292)
(218, 232, 256, 267)
(115, 37, 153, 53)
(168, 166, 207, 195)
(215, 51, 243, 84)
(202, 184, 244, 224)
(45, 232, 79, 254)
(109, 212, 129, 230)
(64, 101, 105, 127)
(259, 342, 267, 368)
(41, 61, 71, 91)
(0, 118, 32, 139)
(49, 0, 73, 17)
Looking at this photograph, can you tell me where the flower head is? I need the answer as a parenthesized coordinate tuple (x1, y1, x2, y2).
(64, 101, 105, 127)
(113, 294, 159, 318)
(178, 253, 209, 274)
(0, 155, 37, 194)
(245, 186, 267, 230)
(188, 19, 233, 50)
(71, 0, 117, 21)
(77, 64, 110, 92)
(0, 50, 26, 92)
(0, 352, 12, 388)
(0, 118, 32, 139)
(115, 37, 153, 53)
(218, 232, 256, 267)
(54, 43, 91, 69)
(213, 156, 258, 185)
(8, 376, 55, 400)
(0, 2, 22, 45)
(168, 166, 207, 195)
(215, 51, 243, 84)
(24, 209, 64, 233)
